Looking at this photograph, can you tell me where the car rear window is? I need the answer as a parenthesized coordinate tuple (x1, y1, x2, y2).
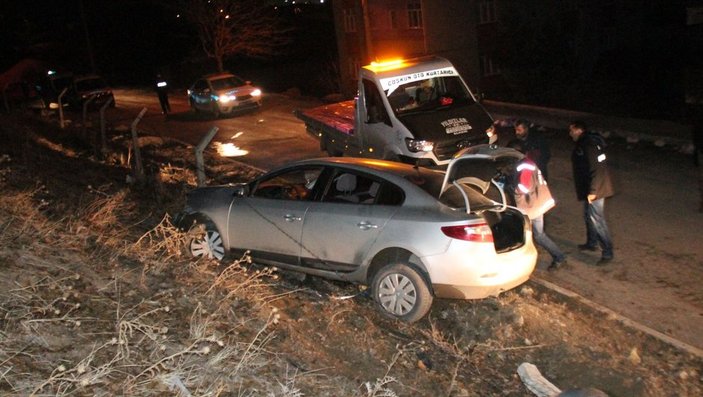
(76, 78, 108, 91)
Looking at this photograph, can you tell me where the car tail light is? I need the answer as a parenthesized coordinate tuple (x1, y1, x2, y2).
(441, 223, 493, 243)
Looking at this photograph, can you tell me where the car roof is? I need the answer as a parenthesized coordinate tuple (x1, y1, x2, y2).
(203, 72, 236, 80)
(73, 75, 106, 82)
(283, 157, 440, 178)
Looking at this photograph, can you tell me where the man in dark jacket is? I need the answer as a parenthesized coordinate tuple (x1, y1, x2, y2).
(514, 119, 552, 181)
(569, 121, 614, 265)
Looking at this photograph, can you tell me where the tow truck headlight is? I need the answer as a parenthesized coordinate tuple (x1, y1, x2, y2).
(405, 138, 434, 153)
(251, 89, 262, 96)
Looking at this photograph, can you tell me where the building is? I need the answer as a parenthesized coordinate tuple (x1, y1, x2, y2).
(331, 0, 696, 119)
(331, 0, 492, 98)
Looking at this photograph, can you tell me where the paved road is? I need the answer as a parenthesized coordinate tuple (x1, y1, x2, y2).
(111, 88, 326, 170)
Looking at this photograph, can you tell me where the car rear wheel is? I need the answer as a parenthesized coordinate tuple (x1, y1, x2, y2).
(187, 222, 225, 261)
(371, 263, 433, 323)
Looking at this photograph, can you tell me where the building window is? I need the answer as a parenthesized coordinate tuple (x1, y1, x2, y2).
(389, 10, 398, 29)
(480, 55, 500, 76)
(407, 1, 422, 29)
(348, 59, 361, 80)
(478, 0, 497, 24)
(343, 8, 357, 33)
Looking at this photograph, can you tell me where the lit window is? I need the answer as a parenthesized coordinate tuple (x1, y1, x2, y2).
(407, 1, 422, 29)
(478, 0, 497, 24)
(344, 8, 357, 33)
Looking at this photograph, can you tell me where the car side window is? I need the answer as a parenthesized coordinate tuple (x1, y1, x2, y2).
(251, 166, 323, 201)
(321, 170, 402, 205)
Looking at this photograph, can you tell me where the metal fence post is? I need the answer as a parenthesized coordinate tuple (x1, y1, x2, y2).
(195, 127, 219, 187)
(99, 96, 114, 154)
(131, 108, 148, 182)
(82, 95, 96, 139)
(58, 87, 68, 128)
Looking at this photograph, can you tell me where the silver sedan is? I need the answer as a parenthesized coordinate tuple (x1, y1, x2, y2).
(177, 149, 536, 322)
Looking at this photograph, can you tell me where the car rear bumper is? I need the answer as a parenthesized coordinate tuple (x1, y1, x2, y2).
(423, 234, 538, 299)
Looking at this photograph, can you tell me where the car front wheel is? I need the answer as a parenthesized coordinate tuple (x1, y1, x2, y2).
(187, 222, 225, 261)
(371, 263, 433, 323)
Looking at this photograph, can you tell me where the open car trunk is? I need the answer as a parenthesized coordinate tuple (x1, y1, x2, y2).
(440, 144, 528, 253)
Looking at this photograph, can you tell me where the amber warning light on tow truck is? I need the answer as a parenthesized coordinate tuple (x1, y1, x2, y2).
(366, 59, 407, 73)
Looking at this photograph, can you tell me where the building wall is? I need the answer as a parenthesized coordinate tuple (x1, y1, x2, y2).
(332, 0, 487, 97)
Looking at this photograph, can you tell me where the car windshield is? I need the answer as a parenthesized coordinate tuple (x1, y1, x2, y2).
(211, 75, 246, 91)
(387, 76, 475, 115)
(76, 78, 108, 92)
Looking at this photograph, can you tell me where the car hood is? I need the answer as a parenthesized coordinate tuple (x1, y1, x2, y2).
(396, 102, 493, 143)
(215, 85, 258, 96)
(440, 144, 524, 202)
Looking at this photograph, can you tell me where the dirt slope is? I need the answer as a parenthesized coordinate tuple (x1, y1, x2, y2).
(0, 113, 701, 396)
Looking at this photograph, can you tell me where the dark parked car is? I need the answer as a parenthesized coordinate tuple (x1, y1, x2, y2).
(66, 75, 115, 110)
(176, 147, 537, 322)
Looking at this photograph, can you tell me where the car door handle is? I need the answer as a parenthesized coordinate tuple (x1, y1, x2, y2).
(284, 214, 302, 222)
(357, 221, 378, 230)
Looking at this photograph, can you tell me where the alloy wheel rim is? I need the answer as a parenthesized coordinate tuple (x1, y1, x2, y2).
(190, 230, 225, 260)
(378, 273, 417, 316)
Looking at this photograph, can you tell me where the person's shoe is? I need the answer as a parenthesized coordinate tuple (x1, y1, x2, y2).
(596, 257, 613, 266)
(548, 259, 567, 271)
(578, 243, 598, 251)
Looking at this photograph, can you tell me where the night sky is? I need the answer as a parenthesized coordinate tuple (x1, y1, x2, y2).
(0, 0, 336, 92)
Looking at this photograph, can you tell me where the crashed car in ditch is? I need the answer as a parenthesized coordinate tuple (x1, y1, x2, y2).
(176, 147, 536, 322)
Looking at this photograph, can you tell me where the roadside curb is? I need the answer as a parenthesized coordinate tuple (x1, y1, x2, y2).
(529, 276, 703, 359)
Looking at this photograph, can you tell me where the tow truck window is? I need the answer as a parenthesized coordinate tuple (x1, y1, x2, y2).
(362, 79, 391, 126)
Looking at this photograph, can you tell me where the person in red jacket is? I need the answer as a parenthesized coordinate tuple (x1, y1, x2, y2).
(507, 140, 567, 271)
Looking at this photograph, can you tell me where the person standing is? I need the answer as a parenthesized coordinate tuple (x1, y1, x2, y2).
(569, 121, 614, 265)
(155, 74, 171, 115)
(514, 119, 552, 181)
(507, 140, 567, 271)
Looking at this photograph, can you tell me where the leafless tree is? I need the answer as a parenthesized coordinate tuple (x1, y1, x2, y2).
(178, 0, 291, 72)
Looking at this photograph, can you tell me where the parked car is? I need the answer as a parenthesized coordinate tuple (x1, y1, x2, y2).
(35, 71, 74, 110)
(187, 72, 262, 117)
(66, 75, 115, 110)
(175, 147, 537, 322)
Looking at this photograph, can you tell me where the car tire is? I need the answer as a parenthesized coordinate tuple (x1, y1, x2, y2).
(371, 263, 433, 323)
(187, 221, 225, 261)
